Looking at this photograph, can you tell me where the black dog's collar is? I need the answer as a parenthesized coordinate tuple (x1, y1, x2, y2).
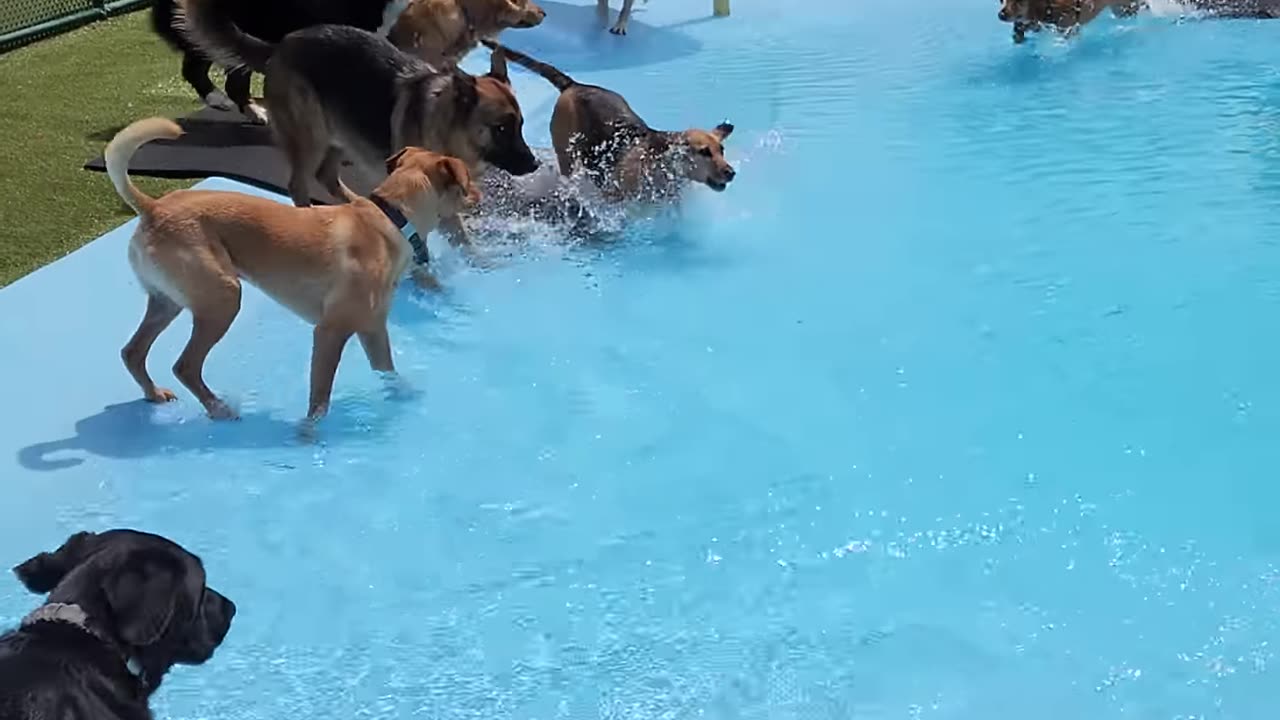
(370, 193, 430, 266)
(23, 603, 145, 681)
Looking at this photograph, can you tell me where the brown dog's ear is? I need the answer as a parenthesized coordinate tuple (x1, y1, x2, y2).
(386, 148, 411, 175)
(713, 122, 734, 141)
(444, 156, 481, 202)
(13, 531, 100, 594)
(103, 556, 182, 647)
(488, 47, 510, 85)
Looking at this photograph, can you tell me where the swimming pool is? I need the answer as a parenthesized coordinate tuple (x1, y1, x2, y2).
(4, 0, 1280, 717)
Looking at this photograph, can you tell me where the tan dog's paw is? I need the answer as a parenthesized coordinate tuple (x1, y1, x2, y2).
(206, 399, 239, 421)
(145, 387, 178, 403)
(609, 22, 627, 35)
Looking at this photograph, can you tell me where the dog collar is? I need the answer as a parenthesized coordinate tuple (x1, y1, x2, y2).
(23, 603, 146, 680)
(370, 193, 430, 266)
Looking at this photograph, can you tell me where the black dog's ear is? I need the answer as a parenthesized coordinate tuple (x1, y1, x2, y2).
(102, 556, 181, 647)
(13, 531, 100, 594)
(713, 122, 734, 141)
(386, 148, 411, 174)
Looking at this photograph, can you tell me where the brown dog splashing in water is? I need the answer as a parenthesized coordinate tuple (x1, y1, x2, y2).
(483, 40, 736, 203)
(998, 0, 1142, 42)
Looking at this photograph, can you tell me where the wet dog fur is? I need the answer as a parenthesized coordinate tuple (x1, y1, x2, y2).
(484, 40, 735, 202)
(999, 0, 1280, 42)
(105, 117, 479, 422)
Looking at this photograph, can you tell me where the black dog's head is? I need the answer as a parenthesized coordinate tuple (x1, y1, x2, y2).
(13, 530, 236, 693)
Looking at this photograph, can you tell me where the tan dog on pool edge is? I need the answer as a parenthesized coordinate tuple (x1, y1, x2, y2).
(106, 117, 479, 424)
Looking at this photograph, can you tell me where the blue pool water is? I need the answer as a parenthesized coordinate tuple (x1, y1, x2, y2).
(5, 0, 1280, 717)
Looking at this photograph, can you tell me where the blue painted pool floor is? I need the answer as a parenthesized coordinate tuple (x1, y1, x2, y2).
(7, 1, 1280, 718)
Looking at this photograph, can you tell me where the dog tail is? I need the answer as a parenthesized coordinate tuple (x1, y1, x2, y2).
(105, 118, 183, 215)
(173, 0, 273, 72)
(481, 39, 575, 91)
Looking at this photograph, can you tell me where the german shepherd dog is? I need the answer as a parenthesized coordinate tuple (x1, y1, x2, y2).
(178, 0, 539, 245)
(155, 0, 544, 123)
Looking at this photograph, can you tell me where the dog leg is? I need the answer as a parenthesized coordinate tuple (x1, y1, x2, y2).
(316, 147, 347, 203)
(307, 323, 354, 421)
(439, 215, 472, 249)
(611, 0, 636, 34)
(358, 328, 395, 373)
(224, 68, 267, 125)
(597, 0, 610, 25)
(285, 142, 327, 208)
(174, 292, 241, 420)
(122, 293, 183, 403)
(183, 54, 232, 110)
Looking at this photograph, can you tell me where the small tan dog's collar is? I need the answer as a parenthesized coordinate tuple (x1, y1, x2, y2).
(370, 193, 431, 266)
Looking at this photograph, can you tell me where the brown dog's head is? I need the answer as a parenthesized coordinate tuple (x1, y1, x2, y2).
(680, 123, 736, 192)
(998, 0, 1048, 41)
(13, 530, 236, 694)
(487, 0, 545, 29)
(384, 147, 482, 218)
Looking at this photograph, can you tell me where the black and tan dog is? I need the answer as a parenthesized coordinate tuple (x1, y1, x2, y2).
(484, 40, 735, 203)
(157, 0, 545, 123)
(179, 0, 538, 245)
(0, 530, 236, 720)
(999, 0, 1280, 42)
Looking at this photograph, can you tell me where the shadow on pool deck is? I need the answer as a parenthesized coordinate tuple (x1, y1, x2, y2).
(500, 0, 703, 73)
(15, 401, 301, 471)
(15, 394, 413, 471)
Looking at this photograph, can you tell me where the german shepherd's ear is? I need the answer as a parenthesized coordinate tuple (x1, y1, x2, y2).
(13, 531, 100, 594)
(713, 122, 734, 141)
(386, 148, 411, 174)
(488, 47, 510, 85)
(450, 70, 479, 116)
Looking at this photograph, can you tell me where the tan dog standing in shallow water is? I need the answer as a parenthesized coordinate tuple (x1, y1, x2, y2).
(106, 118, 479, 423)
(387, 0, 547, 68)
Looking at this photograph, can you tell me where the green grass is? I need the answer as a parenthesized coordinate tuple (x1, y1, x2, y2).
(0, 11, 226, 287)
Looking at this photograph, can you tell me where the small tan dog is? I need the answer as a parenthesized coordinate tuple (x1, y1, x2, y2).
(106, 117, 479, 423)
(387, 0, 546, 67)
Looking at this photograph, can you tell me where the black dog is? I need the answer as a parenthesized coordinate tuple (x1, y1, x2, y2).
(154, 0, 404, 123)
(151, 0, 257, 121)
(0, 530, 236, 720)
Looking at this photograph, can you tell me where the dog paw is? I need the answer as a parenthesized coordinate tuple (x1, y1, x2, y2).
(243, 103, 269, 125)
(410, 266, 443, 291)
(609, 24, 627, 35)
(203, 90, 236, 111)
(145, 387, 178, 403)
(206, 399, 239, 420)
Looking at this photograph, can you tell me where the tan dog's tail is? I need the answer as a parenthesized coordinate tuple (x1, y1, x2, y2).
(480, 39, 575, 91)
(174, 0, 274, 72)
(105, 118, 183, 215)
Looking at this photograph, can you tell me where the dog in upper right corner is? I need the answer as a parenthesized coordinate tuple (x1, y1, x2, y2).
(999, 0, 1280, 43)
(598, 0, 639, 34)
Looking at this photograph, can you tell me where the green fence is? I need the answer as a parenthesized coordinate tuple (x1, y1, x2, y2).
(1, 0, 149, 53)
